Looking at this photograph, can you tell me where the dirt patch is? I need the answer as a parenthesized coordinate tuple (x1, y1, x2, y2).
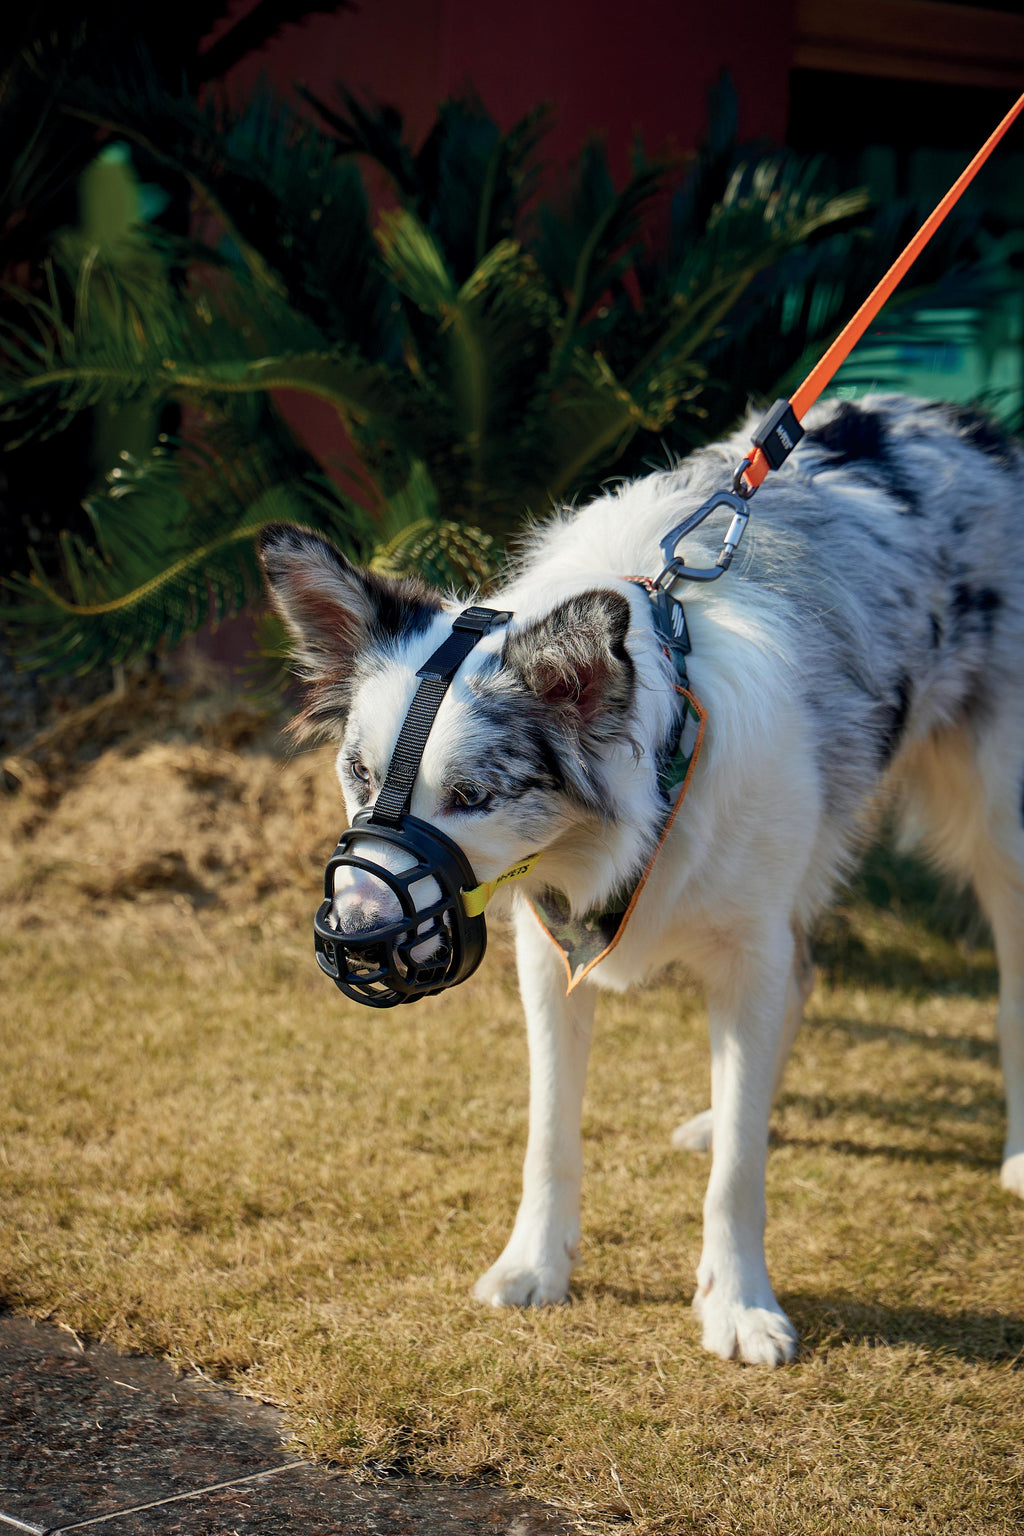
(0, 667, 344, 932)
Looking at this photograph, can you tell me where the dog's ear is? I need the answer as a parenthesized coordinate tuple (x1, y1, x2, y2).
(258, 523, 444, 735)
(502, 591, 634, 727)
(259, 524, 377, 664)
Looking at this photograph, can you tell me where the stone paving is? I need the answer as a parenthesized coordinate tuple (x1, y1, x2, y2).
(0, 1315, 568, 1535)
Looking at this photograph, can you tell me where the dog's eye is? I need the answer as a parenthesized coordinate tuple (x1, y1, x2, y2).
(451, 782, 492, 811)
(348, 759, 371, 784)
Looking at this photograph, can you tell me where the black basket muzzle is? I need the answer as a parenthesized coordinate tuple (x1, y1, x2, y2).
(313, 605, 513, 1009)
(314, 809, 487, 1008)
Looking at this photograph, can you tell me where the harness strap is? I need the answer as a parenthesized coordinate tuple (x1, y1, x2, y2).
(369, 606, 513, 827)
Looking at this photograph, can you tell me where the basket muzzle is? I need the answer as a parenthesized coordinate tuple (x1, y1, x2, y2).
(314, 809, 488, 1008)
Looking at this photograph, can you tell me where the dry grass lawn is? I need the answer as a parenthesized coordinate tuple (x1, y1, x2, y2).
(1, 677, 1022, 1534)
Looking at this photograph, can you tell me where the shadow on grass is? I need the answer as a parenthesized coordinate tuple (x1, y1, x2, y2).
(575, 1277, 694, 1308)
(811, 832, 1000, 995)
(787, 1292, 1024, 1366)
(774, 1130, 1000, 1171)
(812, 933, 999, 995)
(573, 1285, 1023, 1366)
(811, 1015, 998, 1060)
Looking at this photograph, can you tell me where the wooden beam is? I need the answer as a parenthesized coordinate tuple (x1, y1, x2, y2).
(794, 0, 1024, 89)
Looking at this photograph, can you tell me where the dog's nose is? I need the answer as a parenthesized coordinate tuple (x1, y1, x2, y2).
(329, 896, 388, 934)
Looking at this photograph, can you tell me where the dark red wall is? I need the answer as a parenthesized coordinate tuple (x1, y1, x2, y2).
(222, 0, 797, 173)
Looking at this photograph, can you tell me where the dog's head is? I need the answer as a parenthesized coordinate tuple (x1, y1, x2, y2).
(259, 524, 644, 975)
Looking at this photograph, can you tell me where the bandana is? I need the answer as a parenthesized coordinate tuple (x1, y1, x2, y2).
(528, 683, 706, 993)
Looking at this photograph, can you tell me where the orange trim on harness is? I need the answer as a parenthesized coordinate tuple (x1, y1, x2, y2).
(739, 88, 1024, 495)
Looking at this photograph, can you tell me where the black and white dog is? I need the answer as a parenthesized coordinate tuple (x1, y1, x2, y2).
(261, 396, 1024, 1365)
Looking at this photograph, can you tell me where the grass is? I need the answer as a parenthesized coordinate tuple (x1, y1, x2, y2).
(1, 693, 1022, 1534)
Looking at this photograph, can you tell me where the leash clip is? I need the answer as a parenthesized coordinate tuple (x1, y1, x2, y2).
(655, 488, 750, 588)
(732, 456, 756, 500)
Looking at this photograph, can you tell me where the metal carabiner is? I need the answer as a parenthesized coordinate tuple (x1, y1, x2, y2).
(655, 484, 751, 588)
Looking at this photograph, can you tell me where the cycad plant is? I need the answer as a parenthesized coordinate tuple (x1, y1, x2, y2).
(0, 71, 971, 675)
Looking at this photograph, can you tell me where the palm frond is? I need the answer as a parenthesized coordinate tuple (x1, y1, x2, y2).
(536, 142, 666, 368)
(629, 159, 869, 375)
(5, 61, 989, 680)
(299, 87, 423, 203)
(307, 88, 551, 281)
(66, 71, 397, 359)
(376, 209, 458, 312)
(197, 0, 356, 82)
(662, 199, 980, 448)
(0, 417, 371, 675)
(370, 519, 498, 592)
(414, 96, 549, 281)
(545, 351, 652, 499)
(376, 214, 561, 525)
(0, 235, 431, 451)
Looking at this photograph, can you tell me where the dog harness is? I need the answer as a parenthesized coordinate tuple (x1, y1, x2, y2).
(527, 581, 706, 992)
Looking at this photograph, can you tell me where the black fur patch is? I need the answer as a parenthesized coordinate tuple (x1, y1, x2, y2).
(805, 401, 888, 464)
(878, 673, 913, 767)
(924, 402, 1019, 466)
(951, 583, 1002, 642)
(363, 568, 444, 646)
(803, 402, 922, 514)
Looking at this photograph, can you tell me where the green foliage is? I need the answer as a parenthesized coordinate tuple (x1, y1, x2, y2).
(2, 70, 973, 675)
(0, 3, 359, 590)
(1, 415, 369, 675)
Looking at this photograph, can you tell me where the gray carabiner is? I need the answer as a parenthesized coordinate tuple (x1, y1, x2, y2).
(655, 487, 750, 588)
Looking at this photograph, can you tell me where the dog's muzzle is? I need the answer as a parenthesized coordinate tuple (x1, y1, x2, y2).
(312, 605, 539, 1009)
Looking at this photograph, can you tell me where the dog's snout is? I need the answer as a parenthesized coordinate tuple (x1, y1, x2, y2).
(329, 893, 392, 934)
(330, 866, 403, 934)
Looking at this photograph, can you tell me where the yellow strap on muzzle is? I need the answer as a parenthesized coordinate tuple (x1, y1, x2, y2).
(461, 852, 542, 917)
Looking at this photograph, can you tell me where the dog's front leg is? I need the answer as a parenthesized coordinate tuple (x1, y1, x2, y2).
(672, 920, 814, 1154)
(473, 901, 595, 1308)
(694, 927, 798, 1365)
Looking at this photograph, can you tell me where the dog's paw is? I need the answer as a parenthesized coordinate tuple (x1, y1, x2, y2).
(693, 1283, 797, 1366)
(1000, 1150, 1024, 1198)
(671, 1108, 713, 1153)
(472, 1256, 572, 1309)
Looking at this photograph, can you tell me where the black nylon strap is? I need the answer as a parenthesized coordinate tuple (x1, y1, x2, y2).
(369, 607, 513, 827)
(370, 673, 455, 826)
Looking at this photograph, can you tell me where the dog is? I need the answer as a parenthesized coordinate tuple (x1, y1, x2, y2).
(260, 394, 1024, 1365)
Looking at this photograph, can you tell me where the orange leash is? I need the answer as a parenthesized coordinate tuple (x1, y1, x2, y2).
(737, 88, 1024, 497)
